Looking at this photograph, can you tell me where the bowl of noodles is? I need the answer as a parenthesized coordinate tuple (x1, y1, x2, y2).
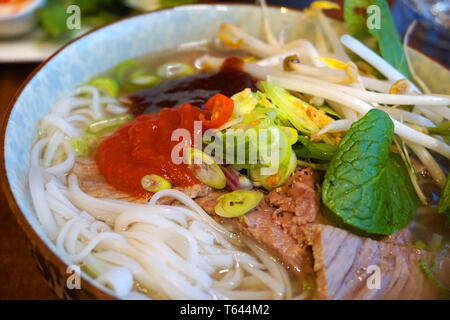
(2, 2, 450, 300)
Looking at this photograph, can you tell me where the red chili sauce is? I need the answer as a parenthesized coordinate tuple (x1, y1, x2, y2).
(95, 103, 207, 196)
(95, 60, 253, 196)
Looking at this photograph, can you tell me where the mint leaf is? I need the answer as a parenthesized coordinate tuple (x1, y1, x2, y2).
(438, 176, 450, 224)
(322, 109, 419, 235)
(368, 0, 412, 79)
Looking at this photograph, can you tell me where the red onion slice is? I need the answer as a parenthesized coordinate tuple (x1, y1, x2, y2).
(220, 166, 240, 191)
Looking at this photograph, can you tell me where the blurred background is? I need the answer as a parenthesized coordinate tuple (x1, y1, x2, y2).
(0, 0, 448, 299)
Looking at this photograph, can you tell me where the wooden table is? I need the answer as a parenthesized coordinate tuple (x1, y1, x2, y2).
(0, 64, 58, 299)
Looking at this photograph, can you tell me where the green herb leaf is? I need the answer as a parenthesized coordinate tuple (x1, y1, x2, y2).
(322, 109, 419, 235)
(37, 0, 131, 39)
(438, 175, 450, 224)
(293, 136, 337, 161)
(343, 0, 412, 79)
(368, 0, 412, 79)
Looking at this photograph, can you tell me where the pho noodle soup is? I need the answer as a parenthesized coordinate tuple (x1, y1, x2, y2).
(29, 3, 450, 299)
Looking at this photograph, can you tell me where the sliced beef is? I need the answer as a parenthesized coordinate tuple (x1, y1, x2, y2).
(71, 158, 443, 299)
(72, 158, 321, 275)
(71, 158, 213, 203)
(230, 208, 314, 274)
(309, 224, 441, 299)
(71, 158, 149, 203)
(194, 168, 321, 275)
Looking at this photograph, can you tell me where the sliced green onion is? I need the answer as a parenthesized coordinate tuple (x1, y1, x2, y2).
(214, 190, 264, 218)
(246, 127, 296, 190)
(83, 132, 99, 146)
(86, 114, 133, 135)
(129, 69, 160, 86)
(114, 59, 140, 82)
(261, 126, 292, 169)
(157, 62, 194, 78)
(280, 126, 298, 145)
(141, 174, 171, 192)
(70, 137, 89, 157)
(88, 77, 120, 98)
(186, 148, 226, 189)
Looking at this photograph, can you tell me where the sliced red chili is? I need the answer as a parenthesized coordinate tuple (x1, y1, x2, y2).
(199, 93, 234, 129)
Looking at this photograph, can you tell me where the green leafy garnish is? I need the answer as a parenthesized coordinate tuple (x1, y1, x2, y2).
(293, 136, 337, 161)
(88, 77, 120, 97)
(368, 0, 411, 79)
(36, 0, 131, 39)
(343, 0, 411, 79)
(322, 109, 419, 235)
(438, 175, 450, 224)
(260, 82, 319, 135)
(343, 0, 373, 39)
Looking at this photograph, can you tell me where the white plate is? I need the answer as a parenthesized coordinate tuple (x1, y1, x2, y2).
(0, 27, 94, 63)
(0, 29, 60, 63)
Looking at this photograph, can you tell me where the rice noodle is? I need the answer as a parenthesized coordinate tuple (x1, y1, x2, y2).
(42, 115, 80, 137)
(29, 166, 57, 239)
(95, 266, 134, 298)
